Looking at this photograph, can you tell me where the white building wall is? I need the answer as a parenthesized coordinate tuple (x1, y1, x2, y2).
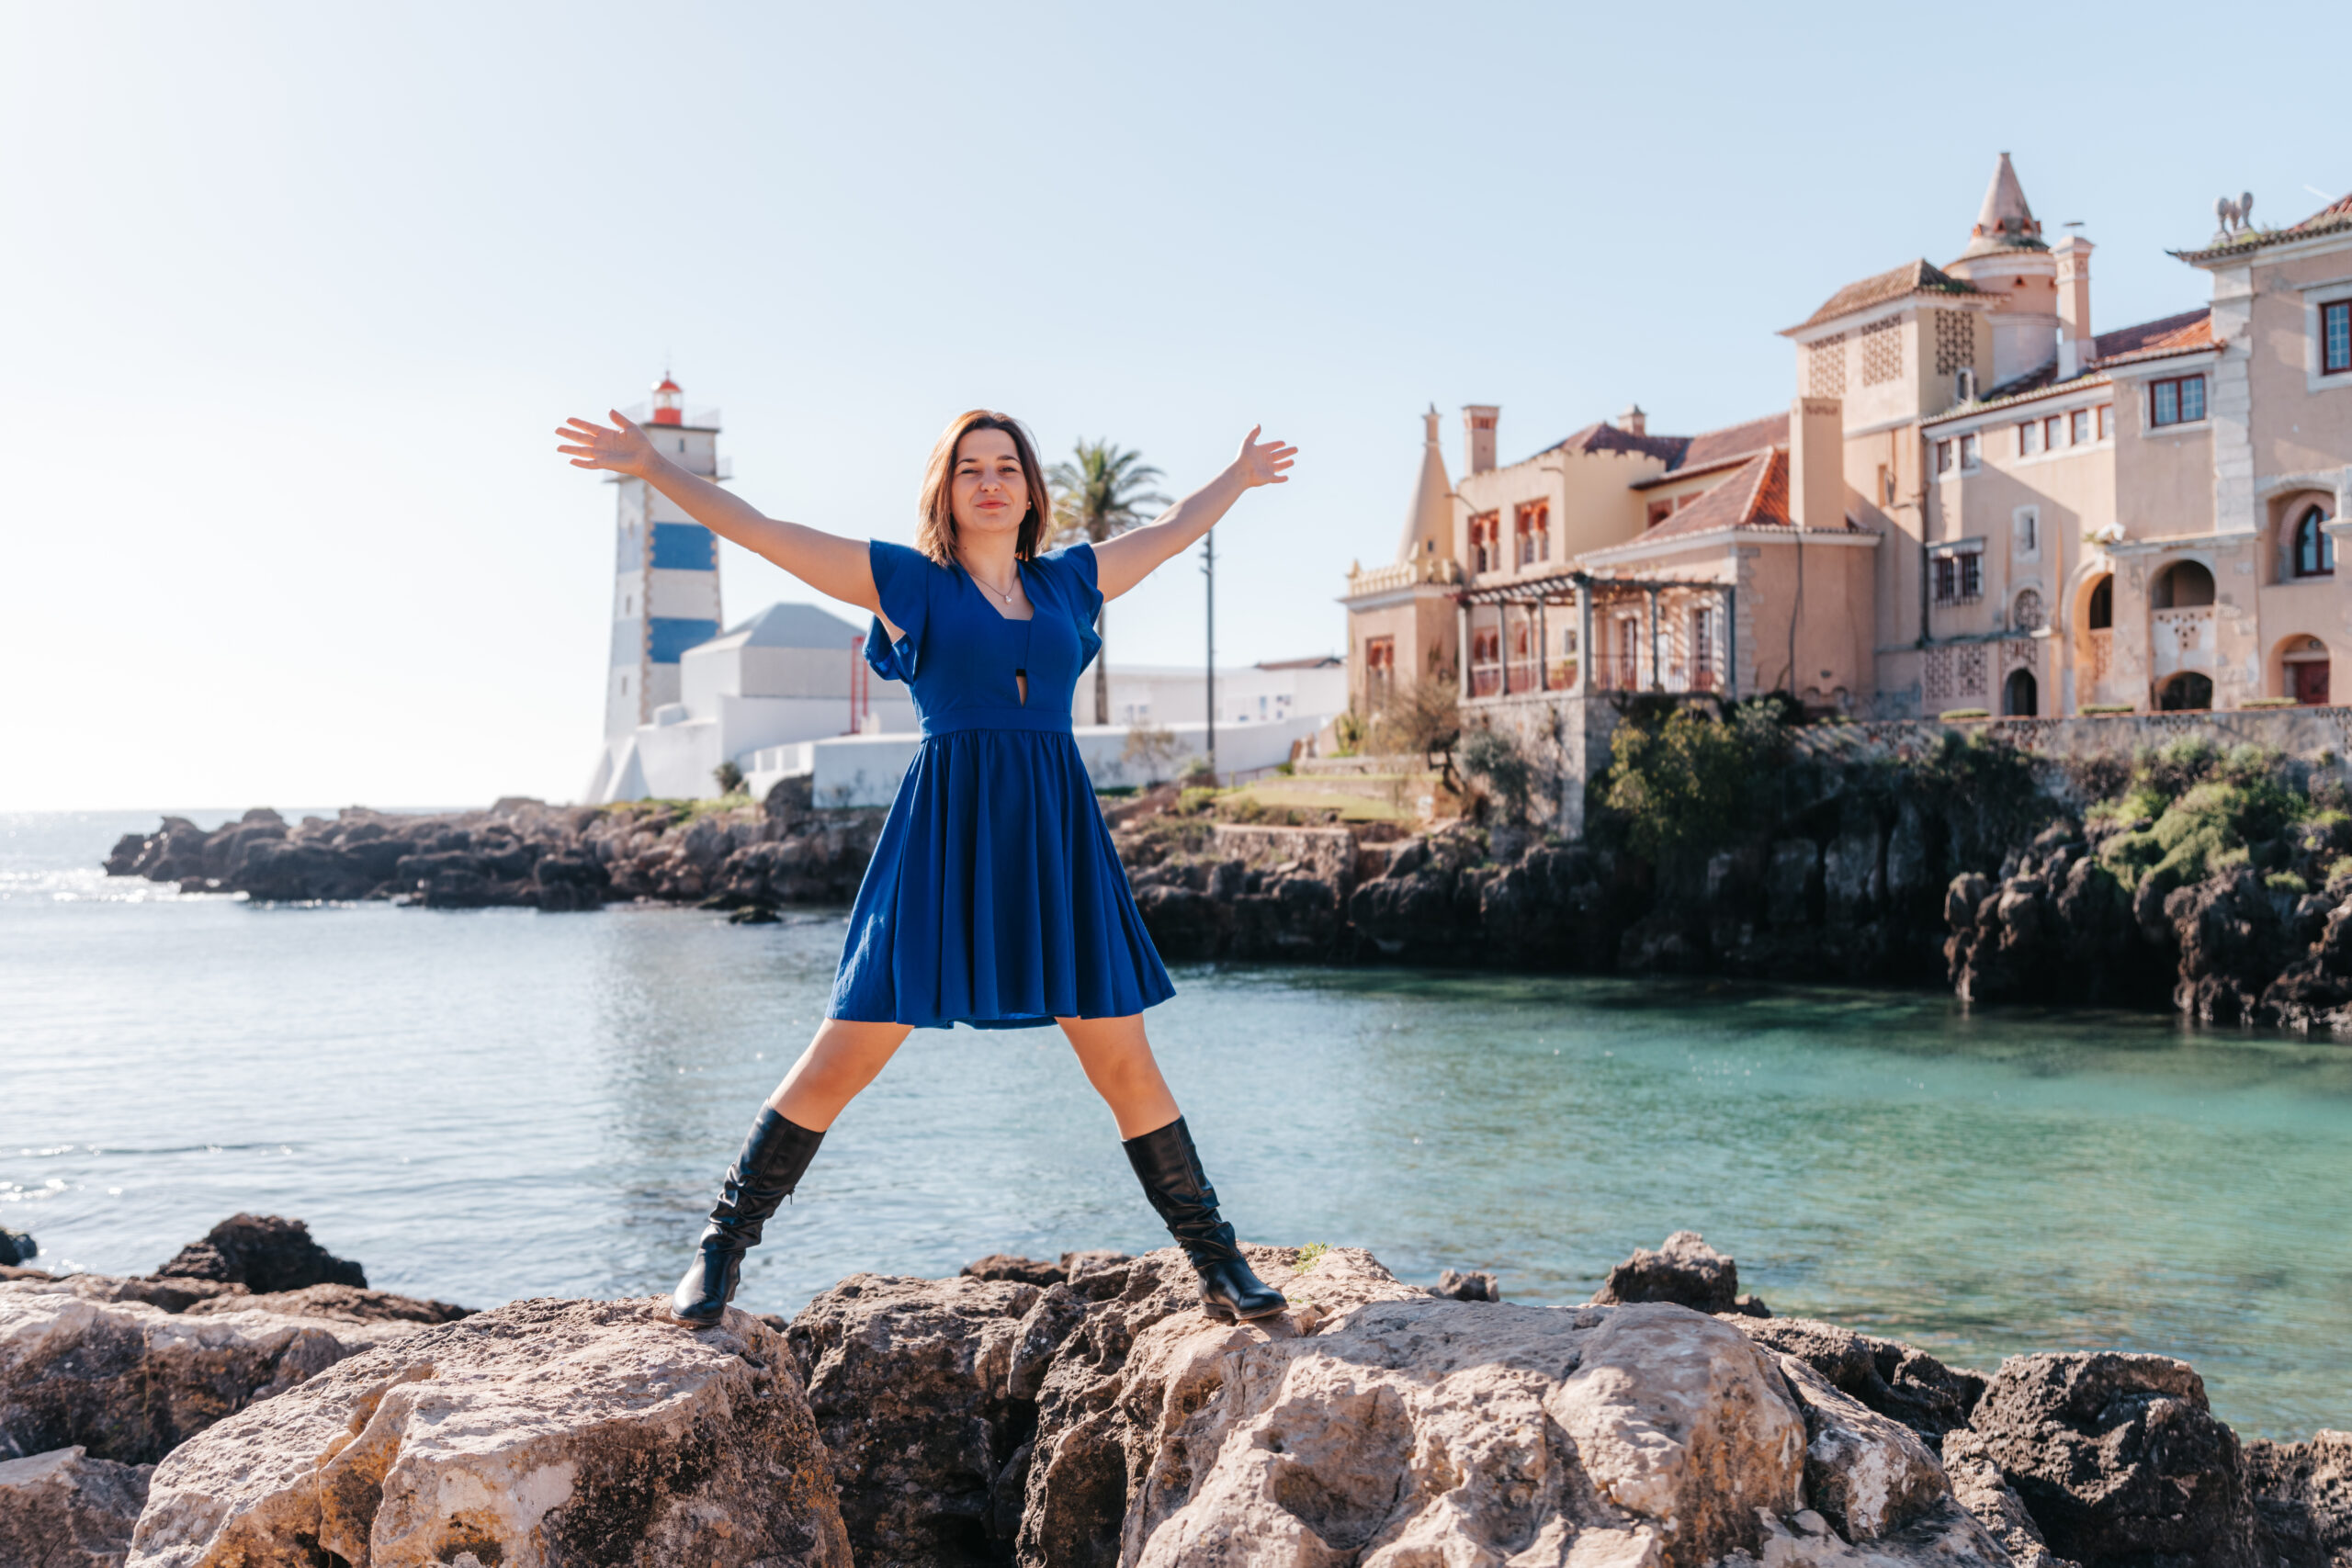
(1081, 662, 1348, 728)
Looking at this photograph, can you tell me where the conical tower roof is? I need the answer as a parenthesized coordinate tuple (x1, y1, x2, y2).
(1956, 152, 2045, 258)
(1396, 405, 1454, 565)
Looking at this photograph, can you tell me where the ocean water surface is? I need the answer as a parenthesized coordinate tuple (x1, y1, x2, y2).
(6, 808, 2351, 1438)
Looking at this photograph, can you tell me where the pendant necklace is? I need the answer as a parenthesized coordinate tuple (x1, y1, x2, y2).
(975, 562, 1021, 606)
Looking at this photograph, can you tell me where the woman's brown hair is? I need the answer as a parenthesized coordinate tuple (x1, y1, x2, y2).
(916, 410, 1053, 568)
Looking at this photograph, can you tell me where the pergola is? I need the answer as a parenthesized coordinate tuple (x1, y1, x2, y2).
(1455, 570, 1738, 700)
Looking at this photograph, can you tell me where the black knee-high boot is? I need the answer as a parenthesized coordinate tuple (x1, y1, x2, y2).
(1122, 1116, 1287, 1322)
(670, 1108, 824, 1326)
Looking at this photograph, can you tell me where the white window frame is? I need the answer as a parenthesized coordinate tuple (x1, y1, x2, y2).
(2305, 279, 2352, 393)
(1959, 432, 1982, 470)
(1928, 539, 1987, 607)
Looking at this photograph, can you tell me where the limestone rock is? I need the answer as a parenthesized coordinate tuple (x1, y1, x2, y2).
(1735, 1316, 1986, 1438)
(1775, 1354, 1974, 1545)
(128, 1298, 849, 1568)
(48, 1275, 255, 1314)
(2244, 1429, 2352, 1567)
(0, 1291, 409, 1465)
(0, 1445, 155, 1568)
(1941, 1426, 2078, 1568)
(181, 1282, 472, 1325)
(152, 1214, 367, 1293)
(1969, 1351, 2261, 1567)
(1592, 1229, 1743, 1314)
(786, 1272, 1051, 1567)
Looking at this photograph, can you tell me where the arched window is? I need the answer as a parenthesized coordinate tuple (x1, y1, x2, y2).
(2294, 505, 2335, 578)
(2086, 575, 2113, 630)
(2004, 668, 2039, 717)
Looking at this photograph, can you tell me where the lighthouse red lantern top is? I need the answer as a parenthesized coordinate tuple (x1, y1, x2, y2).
(650, 374, 684, 426)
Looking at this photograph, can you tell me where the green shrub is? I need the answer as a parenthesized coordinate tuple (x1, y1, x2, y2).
(1939, 707, 1992, 721)
(1458, 727, 1534, 824)
(2098, 775, 2301, 894)
(2081, 703, 2136, 715)
(1602, 698, 1792, 861)
(713, 761, 746, 795)
(2267, 871, 2312, 896)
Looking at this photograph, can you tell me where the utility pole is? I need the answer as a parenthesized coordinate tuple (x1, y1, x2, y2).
(1203, 530, 1216, 782)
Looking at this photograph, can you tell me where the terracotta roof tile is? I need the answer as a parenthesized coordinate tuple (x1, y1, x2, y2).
(1673, 412, 1788, 473)
(1638, 451, 1786, 541)
(1786, 260, 1984, 333)
(2093, 307, 2211, 362)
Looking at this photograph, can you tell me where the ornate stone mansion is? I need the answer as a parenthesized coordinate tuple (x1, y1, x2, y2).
(1340, 155, 2352, 795)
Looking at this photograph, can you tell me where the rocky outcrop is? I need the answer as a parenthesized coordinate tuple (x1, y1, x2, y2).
(1967, 1351, 2262, 1568)
(179, 1282, 471, 1325)
(0, 1287, 419, 1465)
(128, 1298, 849, 1568)
(1940, 1427, 2077, 1568)
(153, 1213, 367, 1293)
(2245, 1429, 2352, 1567)
(1, 1227, 34, 1268)
(103, 788, 885, 914)
(1592, 1228, 1770, 1317)
(1733, 1316, 1986, 1440)
(0, 1445, 155, 1568)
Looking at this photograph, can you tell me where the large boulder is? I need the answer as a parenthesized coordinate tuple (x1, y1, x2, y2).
(0, 1445, 155, 1568)
(0, 1287, 412, 1465)
(152, 1214, 367, 1293)
(129, 1298, 850, 1568)
(0, 1227, 34, 1267)
(2244, 1429, 2352, 1567)
(1968, 1351, 2261, 1567)
(786, 1272, 1070, 1567)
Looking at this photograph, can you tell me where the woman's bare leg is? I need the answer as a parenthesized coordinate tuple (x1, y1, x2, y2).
(1057, 1013, 1182, 1137)
(768, 1018, 915, 1130)
(1067, 1012, 1287, 1320)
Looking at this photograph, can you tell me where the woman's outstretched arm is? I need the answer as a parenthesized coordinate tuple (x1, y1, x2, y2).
(1089, 427, 1296, 602)
(556, 411, 885, 617)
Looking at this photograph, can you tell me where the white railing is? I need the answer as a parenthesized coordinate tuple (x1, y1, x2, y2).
(1344, 558, 1462, 596)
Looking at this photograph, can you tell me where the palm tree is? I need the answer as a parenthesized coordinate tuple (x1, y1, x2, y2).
(1047, 439, 1169, 725)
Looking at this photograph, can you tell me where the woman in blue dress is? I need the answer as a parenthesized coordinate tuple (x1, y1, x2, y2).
(555, 406, 1300, 1326)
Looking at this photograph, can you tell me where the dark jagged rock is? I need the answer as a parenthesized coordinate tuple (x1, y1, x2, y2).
(0, 1445, 154, 1568)
(1942, 1426, 2079, 1568)
(1969, 1351, 2262, 1568)
(1734, 1314, 1986, 1438)
(2245, 1430, 2352, 1567)
(960, 1253, 1066, 1288)
(1590, 1229, 1745, 1315)
(0, 1227, 33, 1268)
(1433, 1267, 1501, 1301)
(786, 1272, 1059, 1567)
(153, 1213, 366, 1293)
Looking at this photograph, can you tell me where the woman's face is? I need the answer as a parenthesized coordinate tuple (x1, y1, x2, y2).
(950, 428, 1030, 544)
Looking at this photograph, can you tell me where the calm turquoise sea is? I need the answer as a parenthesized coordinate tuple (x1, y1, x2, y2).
(6, 809, 2351, 1438)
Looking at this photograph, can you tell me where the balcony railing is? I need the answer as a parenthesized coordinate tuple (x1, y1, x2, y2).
(1591, 654, 1642, 692)
(1469, 665, 1501, 697)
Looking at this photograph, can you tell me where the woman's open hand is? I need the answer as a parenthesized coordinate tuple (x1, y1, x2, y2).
(1232, 426, 1297, 489)
(555, 411, 658, 477)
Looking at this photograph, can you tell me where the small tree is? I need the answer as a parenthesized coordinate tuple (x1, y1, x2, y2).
(1122, 722, 1184, 784)
(1047, 440, 1170, 725)
(1458, 727, 1533, 824)
(713, 761, 746, 796)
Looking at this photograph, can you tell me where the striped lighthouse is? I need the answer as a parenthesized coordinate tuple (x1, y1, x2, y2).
(603, 373, 726, 749)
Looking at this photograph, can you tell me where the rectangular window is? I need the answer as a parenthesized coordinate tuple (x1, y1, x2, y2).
(2070, 408, 2091, 446)
(2015, 507, 2039, 557)
(2325, 300, 2352, 375)
(2097, 404, 2112, 440)
(1645, 498, 1673, 527)
(1690, 607, 1715, 690)
(2018, 421, 2041, 457)
(1960, 432, 1981, 469)
(1936, 439, 1954, 474)
(1878, 464, 1894, 505)
(1931, 547, 1984, 606)
(2151, 375, 2207, 426)
(2044, 414, 2063, 449)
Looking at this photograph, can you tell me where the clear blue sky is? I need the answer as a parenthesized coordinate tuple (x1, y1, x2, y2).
(4, 1, 2342, 810)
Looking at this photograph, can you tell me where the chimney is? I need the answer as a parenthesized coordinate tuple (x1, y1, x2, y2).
(1463, 404, 1498, 474)
(1790, 397, 1844, 531)
(2054, 234, 2095, 378)
(1618, 403, 1646, 437)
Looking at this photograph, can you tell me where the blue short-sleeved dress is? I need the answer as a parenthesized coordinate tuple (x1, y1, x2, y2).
(826, 538, 1177, 1031)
